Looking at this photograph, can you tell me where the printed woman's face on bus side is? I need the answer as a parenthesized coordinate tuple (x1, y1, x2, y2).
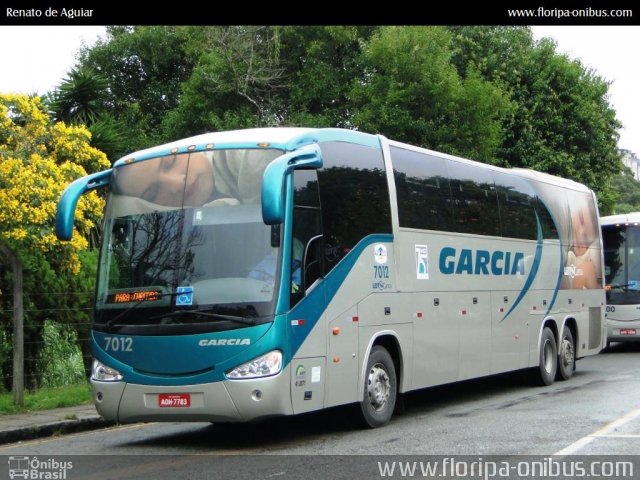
(115, 153, 215, 207)
(572, 205, 596, 257)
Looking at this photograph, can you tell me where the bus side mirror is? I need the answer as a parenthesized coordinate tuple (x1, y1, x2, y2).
(56, 169, 112, 241)
(262, 145, 322, 225)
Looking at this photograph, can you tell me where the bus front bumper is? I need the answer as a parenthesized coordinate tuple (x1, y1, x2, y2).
(91, 368, 293, 424)
(607, 319, 640, 342)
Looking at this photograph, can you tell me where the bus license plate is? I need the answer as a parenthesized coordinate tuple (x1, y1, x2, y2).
(620, 329, 636, 336)
(158, 393, 191, 407)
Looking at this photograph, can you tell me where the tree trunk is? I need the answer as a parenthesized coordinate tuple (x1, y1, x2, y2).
(0, 241, 24, 405)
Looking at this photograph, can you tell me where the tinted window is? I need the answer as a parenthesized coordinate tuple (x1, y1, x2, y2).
(317, 142, 392, 272)
(447, 160, 500, 236)
(294, 169, 320, 207)
(493, 171, 537, 240)
(536, 197, 559, 240)
(292, 170, 323, 308)
(528, 179, 565, 241)
(604, 224, 640, 304)
(392, 147, 453, 231)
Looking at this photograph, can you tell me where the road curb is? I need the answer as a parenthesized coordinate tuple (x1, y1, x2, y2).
(0, 417, 114, 445)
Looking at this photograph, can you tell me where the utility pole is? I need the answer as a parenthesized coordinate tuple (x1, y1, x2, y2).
(0, 241, 24, 405)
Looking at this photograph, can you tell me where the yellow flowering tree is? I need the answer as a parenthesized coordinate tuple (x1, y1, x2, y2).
(0, 94, 110, 389)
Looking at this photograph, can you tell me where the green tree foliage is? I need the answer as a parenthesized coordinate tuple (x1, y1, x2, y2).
(73, 25, 622, 208)
(277, 26, 374, 127)
(78, 26, 197, 153)
(0, 95, 108, 389)
(47, 67, 107, 126)
(449, 26, 622, 212)
(46, 67, 127, 161)
(352, 27, 511, 163)
(610, 169, 640, 214)
(161, 26, 284, 137)
(36, 320, 85, 388)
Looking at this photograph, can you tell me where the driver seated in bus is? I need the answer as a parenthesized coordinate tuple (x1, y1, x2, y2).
(247, 238, 304, 292)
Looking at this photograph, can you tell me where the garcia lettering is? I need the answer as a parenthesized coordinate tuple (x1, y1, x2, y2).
(198, 338, 251, 346)
(439, 247, 525, 275)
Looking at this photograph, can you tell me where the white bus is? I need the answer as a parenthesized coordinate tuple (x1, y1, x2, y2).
(56, 128, 606, 427)
(601, 213, 640, 345)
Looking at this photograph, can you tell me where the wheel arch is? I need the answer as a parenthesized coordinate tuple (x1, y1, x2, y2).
(538, 316, 559, 347)
(561, 316, 578, 352)
(359, 331, 404, 398)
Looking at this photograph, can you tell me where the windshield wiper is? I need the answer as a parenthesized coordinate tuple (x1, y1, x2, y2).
(104, 292, 175, 331)
(148, 309, 256, 325)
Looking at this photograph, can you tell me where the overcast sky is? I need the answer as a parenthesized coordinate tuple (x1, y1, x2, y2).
(0, 26, 638, 155)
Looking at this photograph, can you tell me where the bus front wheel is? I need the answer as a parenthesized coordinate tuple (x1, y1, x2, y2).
(360, 346, 397, 428)
(532, 327, 557, 386)
(556, 325, 575, 381)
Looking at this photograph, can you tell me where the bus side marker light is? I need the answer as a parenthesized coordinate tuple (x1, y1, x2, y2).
(332, 357, 340, 363)
(352, 316, 359, 322)
(291, 319, 305, 326)
(332, 328, 340, 336)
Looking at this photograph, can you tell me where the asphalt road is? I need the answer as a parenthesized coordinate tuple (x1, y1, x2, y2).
(2, 343, 640, 479)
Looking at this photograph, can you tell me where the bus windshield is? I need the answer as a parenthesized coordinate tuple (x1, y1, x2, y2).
(603, 223, 640, 305)
(94, 149, 283, 333)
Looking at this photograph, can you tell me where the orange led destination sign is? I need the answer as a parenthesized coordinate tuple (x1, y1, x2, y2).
(107, 290, 161, 304)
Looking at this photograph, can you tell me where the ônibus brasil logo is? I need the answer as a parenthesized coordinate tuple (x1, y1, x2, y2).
(8, 456, 73, 479)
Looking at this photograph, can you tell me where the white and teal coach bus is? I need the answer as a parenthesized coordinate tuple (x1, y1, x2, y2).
(56, 128, 605, 428)
(601, 213, 640, 345)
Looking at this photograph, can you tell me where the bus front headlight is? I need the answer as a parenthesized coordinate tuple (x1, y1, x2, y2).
(226, 350, 282, 379)
(92, 360, 123, 382)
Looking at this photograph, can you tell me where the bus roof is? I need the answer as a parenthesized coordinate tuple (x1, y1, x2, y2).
(600, 212, 640, 226)
(112, 128, 593, 197)
(113, 128, 381, 167)
(509, 168, 593, 193)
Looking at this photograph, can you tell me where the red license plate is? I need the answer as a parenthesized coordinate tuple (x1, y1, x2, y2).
(620, 329, 637, 336)
(158, 393, 191, 407)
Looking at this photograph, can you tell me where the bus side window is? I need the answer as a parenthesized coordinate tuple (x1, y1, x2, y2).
(292, 170, 323, 307)
(303, 234, 323, 291)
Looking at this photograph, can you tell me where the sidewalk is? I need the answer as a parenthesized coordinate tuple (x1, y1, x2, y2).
(0, 404, 112, 445)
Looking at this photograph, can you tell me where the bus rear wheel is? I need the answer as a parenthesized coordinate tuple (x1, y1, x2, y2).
(532, 326, 557, 386)
(360, 346, 397, 428)
(556, 325, 575, 381)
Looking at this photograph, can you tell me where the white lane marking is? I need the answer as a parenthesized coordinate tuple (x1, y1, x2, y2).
(554, 407, 640, 456)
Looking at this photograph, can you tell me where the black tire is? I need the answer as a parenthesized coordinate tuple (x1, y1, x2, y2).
(531, 327, 557, 386)
(359, 346, 397, 428)
(556, 325, 576, 381)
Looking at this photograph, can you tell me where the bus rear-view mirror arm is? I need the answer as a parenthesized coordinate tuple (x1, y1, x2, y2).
(56, 169, 112, 241)
(262, 144, 323, 225)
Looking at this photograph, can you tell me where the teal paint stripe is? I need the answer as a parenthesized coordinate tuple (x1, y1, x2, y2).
(545, 242, 564, 317)
(502, 212, 543, 321)
(287, 234, 393, 355)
